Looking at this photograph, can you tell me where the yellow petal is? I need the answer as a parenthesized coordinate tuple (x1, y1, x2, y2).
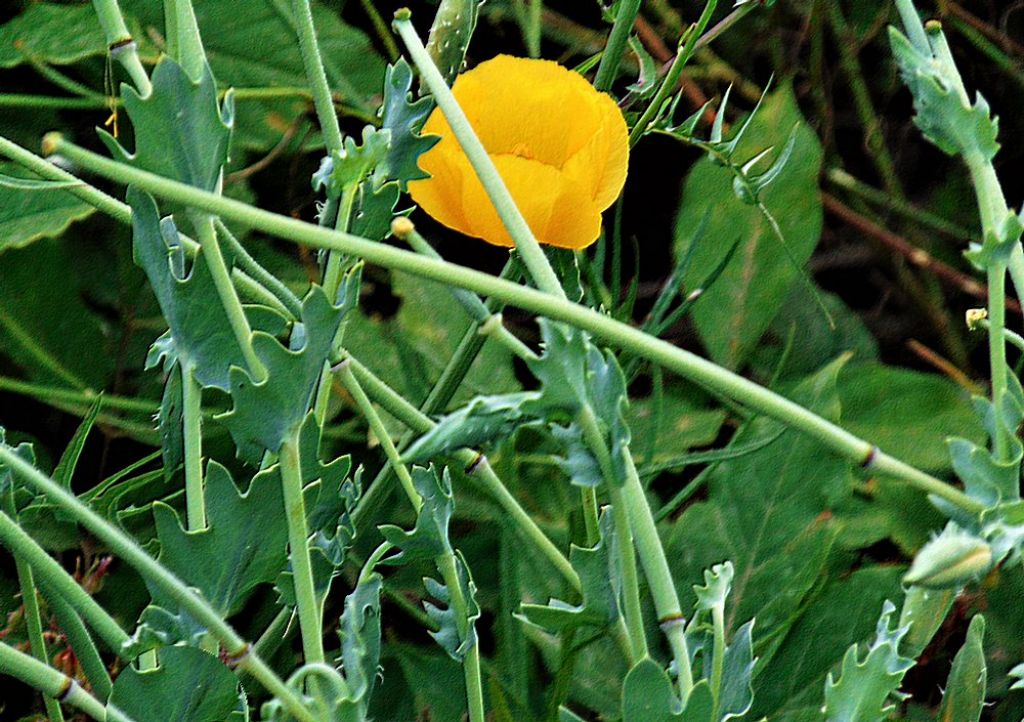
(451, 55, 603, 169)
(456, 155, 602, 249)
(562, 90, 630, 210)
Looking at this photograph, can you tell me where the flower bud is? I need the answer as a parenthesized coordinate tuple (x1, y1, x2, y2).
(904, 527, 993, 589)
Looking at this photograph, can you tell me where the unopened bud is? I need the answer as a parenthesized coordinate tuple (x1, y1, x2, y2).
(904, 527, 993, 589)
(41, 132, 62, 157)
(391, 216, 415, 240)
(965, 308, 988, 331)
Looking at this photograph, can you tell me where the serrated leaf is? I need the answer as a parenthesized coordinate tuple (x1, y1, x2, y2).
(314, 126, 391, 198)
(151, 460, 287, 616)
(424, 550, 481, 661)
(719, 620, 756, 720)
(351, 182, 401, 242)
(379, 466, 456, 562)
(693, 560, 734, 612)
(823, 600, 914, 722)
(129, 188, 246, 391)
(217, 286, 345, 460)
(337, 571, 383, 714)
(890, 26, 1000, 161)
(938, 615, 986, 722)
(123, 604, 209, 657)
(380, 58, 439, 189)
(101, 58, 233, 193)
(518, 512, 619, 632)
(108, 646, 248, 722)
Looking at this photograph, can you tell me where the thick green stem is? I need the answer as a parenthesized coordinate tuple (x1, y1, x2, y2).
(5, 490, 65, 722)
(192, 214, 266, 381)
(45, 591, 113, 701)
(593, 0, 642, 91)
(710, 603, 726, 719)
(217, 219, 304, 318)
(0, 642, 128, 722)
(91, 0, 151, 96)
(181, 364, 206, 530)
(278, 433, 326, 667)
(163, 0, 206, 81)
(621, 453, 693, 698)
(291, 0, 344, 153)
(435, 552, 486, 722)
(0, 511, 130, 657)
(336, 361, 422, 511)
(42, 134, 986, 516)
(393, 16, 566, 299)
(0, 445, 317, 722)
(577, 407, 648, 662)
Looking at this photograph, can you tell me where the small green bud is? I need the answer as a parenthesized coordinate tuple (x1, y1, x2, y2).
(904, 527, 993, 589)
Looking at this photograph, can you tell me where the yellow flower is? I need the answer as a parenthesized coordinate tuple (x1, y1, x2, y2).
(409, 55, 629, 250)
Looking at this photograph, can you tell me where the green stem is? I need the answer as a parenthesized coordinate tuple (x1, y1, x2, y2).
(621, 453, 693, 698)
(0, 511, 130, 657)
(577, 405, 648, 663)
(336, 361, 422, 512)
(0, 94, 111, 110)
(43, 133, 986, 516)
(181, 364, 206, 530)
(5, 490, 65, 722)
(163, 0, 206, 81)
(344, 356, 580, 589)
(0, 642, 128, 722)
(291, 0, 344, 153)
(0, 376, 158, 415)
(45, 591, 113, 701)
(435, 551, 486, 722)
(579, 487, 600, 546)
(0, 444, 318, 722)
(233, 268, 292, 317)
(393, 16, 566, 299)
(217, 219, 304, 318)
(91, 0, 151, 95)
(192, 214, 266, 381)
(278, 432, 326, 667)
(979, 318, 1024, 353)
(986, 264, 1011, 459)
(593, 0, 641, 91)
(710, 603, 726, 719)
(628, 0, 718, 147)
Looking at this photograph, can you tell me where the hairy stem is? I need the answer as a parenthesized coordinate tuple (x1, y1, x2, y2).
(45, 591, 113, 701)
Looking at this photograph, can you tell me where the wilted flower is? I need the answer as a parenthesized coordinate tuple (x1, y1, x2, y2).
(409, 55, 629, 250)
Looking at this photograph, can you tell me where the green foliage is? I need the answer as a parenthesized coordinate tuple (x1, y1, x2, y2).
(109, 646, 248, 722)
(823, 600, 914, 722)
(102, 58, 232, 193)
(0, 3, 106, 68)
(0, 164, 95, 252)
(938, 615, 987, 722)
(673, 87, 824, 369)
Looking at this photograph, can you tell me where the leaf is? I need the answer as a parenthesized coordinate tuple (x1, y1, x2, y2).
(120, 0, 386, 151)
(217, 286, 345, 460)
(157, 367, 184, 481)
(380, 58, 439, 190)
(0, 3, 106, 68)
(129, 188, 246, 391)
(938, 615, 987, 722)
(674, 85, 823, 369)
(839, 364, 984, 473)
(719, 620, 756, 720)
(890, 26, 1000, 161)
(380, 466, 456, 562)
(151, 460, 287, 616)
(425, 0, 480, 84)
(423, 551, 481, 662)
(0, 239, 113, 388)
(337, 572, 384, 713)
(693, 560, 734, 612)
(314, 126, 391, 197)
(751, 566, 904, 718)
(53, 396, 103, 490)
(108, 646, 247, 722)
(822, 600, 914, 722)
(0, 164, 94, 253)
(621, 658, 683, 721)
(102, 57, 233, 194)
(518, 512, 620, 633)
(666, 358, 849, 652)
